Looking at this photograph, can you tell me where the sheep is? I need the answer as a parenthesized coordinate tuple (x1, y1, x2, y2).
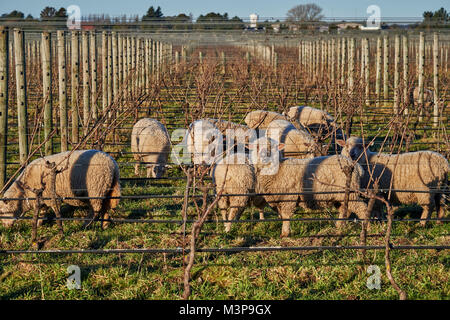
(266, 119, 325, 158)
(252, 138, 368, 237)
(184, 119, 223, 165)
(337, 137, 448, 225)
(411, 86, 434, 108)
(185, 119, 258, 166)
(212, 154, 258, 232)
(0, 150, 121, 229)
(284, 105, 344, 141)
(131, 118, 170, 178)
(244, 110, 305, 131)
(220, 137, 367, 237)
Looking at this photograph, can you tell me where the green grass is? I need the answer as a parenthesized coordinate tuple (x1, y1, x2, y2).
(0, 177, 448, 300)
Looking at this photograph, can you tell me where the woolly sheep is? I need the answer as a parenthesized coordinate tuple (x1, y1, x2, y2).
(412, 87, 434, 108)
(232, 138, 368, 237)
(184, 119, 223, 165)
(212, 154, 259, 232)
(244, 110, 305, 131)
(284, 105, 344, 141)
(337, 137, 448, 225)
(0, 150, 121, 229)
(131, 118, 171, 178)
(266, 119, 325, 158)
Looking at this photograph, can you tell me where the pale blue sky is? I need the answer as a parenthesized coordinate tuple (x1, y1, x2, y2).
(0, 0, 448, 20)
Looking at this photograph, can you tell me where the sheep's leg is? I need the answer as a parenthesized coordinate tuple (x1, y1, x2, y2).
(279, 207, 293, 238)
(101, 211, 111, 230)
(259, 209, 265, 220)
(225, 206, 244, 233)
(350, 201, 370, 231)
(134, 163, 140, 176)
(420, 204, 433, 227)
(336, 205, 348, 229)
(436, 194, 445, 224)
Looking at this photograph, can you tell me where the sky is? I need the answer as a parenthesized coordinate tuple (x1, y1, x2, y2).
(0, 0, 448, 21)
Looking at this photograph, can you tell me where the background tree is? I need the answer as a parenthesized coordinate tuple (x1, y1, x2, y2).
(40, 6, 57, 19)
(55, 7, 68, 18)
(1, 10, 25, 19)
(286, 3, 324, 23)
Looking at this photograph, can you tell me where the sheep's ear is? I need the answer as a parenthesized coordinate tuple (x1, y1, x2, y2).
(277, 143, 285, 151)
(364, 141, 374, 148)
(336, 139, 346, 147)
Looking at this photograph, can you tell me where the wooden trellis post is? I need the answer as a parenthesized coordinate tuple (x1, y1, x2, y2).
(0, 26, 8, 188)
(82, 31, 90, 135)
(383, 35, 389, 104)
(393, 35, 400, 114)
(376, 37, 382, 107)
(90, 31, 98, 121)
(71, 31, 79, 144)
(14, 28, 28, 164)
(102, 31, 107, 115)
(403, 35, 409, 115)
(433, 32, 439, 127)
(42, 32, 53, 155)
(418, 32, 425, 122)
(57, 30, 68, 152)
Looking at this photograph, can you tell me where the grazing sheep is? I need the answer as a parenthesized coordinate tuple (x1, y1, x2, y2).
(0, 150, 121, 229)
(249, 138, 368, 237)
(131, 118, 171, 178)
(212, 154, 258, 232)
(284, 105, 344, 141)
(244, 110, 305, 131)
(411, 87, 434, 108)
(185, 119, 223, 165)
(266, 119, 325, 158)
(337, 137, 448, 225)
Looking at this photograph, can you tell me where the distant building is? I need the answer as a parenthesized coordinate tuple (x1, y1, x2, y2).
(337, 22, 362, 30)
(318, 25, 329, 32)
(272, 23, 280, 33)
(249, 13, 258, 28)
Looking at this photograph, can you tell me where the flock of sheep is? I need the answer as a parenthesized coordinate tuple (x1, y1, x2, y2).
(0, 105, 448, 240)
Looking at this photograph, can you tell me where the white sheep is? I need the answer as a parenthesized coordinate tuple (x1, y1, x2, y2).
(284, 105, 344, 141)
(212, 154, 258, 232)
(131, 118, 171, 178)
(184, 119, 224, 165)
(244, 110, 305, 131)
(266, 119, 325, 158)
(0, 150, 121, 229)
(411, 86, 434, 108)
(337, 137, 448, 225)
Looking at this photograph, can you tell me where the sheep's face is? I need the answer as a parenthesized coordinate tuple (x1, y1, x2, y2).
(249, 138, 284, 175)
(0, 200, 19, 227)
(148, 165, 166, 178)
(337, 138, 371, 162)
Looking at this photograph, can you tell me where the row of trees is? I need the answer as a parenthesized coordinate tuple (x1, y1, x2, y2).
(1, 6, 67, 20)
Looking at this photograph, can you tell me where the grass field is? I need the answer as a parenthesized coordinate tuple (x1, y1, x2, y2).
(0, 171, 448, 299)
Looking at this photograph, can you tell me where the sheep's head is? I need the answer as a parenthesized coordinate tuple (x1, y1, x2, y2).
(147, 164, 166, 178)
(186, 120, 223, 165)
(249, 137, 284, 175)
(0, 181, 25, 227)
(336, 137, 373, 162)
